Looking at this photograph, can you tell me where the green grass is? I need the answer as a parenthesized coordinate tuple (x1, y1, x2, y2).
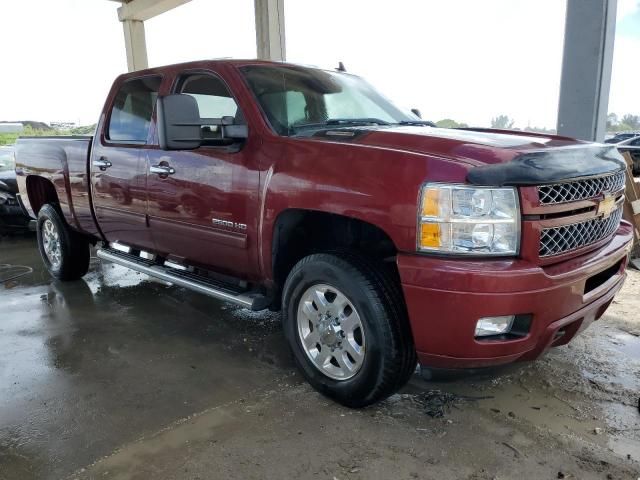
(0, 124, 96, 146)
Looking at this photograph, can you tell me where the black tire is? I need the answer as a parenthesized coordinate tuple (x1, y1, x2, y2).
(111, 186, 132, 205)
(282, 252, 416, 407)
(37, 204, 90, 281)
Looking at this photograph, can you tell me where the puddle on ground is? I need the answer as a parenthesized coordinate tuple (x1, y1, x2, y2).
(2, 236, 639, 472)
(606, 331, 640, 357)
(402, 317, 640, 461)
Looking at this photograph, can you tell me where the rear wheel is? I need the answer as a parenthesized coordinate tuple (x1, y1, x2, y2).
(282, 252, 416, 407)
(37, 204, 90, 281)
(111, 186, 131, 205)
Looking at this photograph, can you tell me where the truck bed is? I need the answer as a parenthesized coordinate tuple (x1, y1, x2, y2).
(15, 135, 98, 236)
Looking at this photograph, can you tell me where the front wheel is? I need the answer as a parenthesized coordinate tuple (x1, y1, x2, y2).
(37, 204, 90, 281)
(282, 252, 416, 407)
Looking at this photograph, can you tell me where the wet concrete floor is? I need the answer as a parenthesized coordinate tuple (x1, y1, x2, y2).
(1, 236, 639, 480)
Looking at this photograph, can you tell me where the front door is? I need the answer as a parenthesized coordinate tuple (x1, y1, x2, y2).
(91, 75, 162, 251)
(146, 70, 260, 279)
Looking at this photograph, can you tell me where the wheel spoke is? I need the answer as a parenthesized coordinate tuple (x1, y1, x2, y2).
(344, 339, 364, 364)
(339, 310, 361, 334)
(334, 350, 353, 373)
(302, 329, 320, 350)
(312, 289, 330, 313)
(314, 347, 332, 368)
(332, 291, 349, 313)
(301, 300, 317, 321)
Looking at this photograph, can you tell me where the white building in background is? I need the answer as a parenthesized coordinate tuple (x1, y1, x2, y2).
(0, 123, 23, 133)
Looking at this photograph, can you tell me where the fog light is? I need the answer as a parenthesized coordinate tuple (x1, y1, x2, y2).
(475, 315, 515, 337)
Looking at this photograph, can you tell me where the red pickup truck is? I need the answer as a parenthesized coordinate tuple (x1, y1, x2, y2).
(15, 60, 633, 407)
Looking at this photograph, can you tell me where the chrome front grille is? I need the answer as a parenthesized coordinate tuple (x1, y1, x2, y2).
(539, 207, 623, 257)
(537, 170, 626, 205)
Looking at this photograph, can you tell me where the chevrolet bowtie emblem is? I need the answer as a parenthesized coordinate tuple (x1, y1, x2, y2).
(596, 194, 617, 219)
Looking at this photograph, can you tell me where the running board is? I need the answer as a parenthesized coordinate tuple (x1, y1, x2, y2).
(96, 248, 266, 310)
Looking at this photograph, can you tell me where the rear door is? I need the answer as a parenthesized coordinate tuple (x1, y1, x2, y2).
(91, 75, 161, 250)
(146, 68, 260, 279)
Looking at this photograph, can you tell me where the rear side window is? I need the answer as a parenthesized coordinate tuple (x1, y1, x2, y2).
(107, 76, 162, 143)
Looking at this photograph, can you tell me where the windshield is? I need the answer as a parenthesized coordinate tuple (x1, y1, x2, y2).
(0, 147, 14, 173)
(240, 65, 417, 136)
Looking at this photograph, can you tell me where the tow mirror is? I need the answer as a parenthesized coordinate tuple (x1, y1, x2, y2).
(158, 94, 248, 150)
(157, 94, 202, 150)
(209, 116, 248, 140)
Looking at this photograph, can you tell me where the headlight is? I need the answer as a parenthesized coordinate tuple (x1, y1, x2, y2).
(418, 184, 520, 255)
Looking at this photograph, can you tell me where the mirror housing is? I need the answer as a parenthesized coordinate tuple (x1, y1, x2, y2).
(224, 124, 248, 140)
(157, 94, 202, 150)
(411, 108, 422, 119)
(158, 94, 248, 150)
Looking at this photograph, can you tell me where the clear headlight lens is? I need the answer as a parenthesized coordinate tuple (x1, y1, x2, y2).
(418, 184, 520, 255)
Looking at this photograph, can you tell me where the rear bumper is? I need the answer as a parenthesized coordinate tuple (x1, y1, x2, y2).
(398, 221, 634, 369)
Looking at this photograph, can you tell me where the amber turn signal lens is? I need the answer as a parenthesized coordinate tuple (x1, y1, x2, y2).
(421, 188, 440, 217)
(420, 223, 441, 248)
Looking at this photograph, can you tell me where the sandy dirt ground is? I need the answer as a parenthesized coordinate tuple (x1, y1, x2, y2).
(1, 236, 639, 480)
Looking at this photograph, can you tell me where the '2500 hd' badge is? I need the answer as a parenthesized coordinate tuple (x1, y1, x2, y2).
(212, 218, 247, 230)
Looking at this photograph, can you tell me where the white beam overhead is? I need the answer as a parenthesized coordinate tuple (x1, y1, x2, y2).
(118, 0, 192, 22)
(254, 0, 286, 61)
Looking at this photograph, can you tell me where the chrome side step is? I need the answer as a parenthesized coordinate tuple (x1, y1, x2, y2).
(97, 248, 260, 309)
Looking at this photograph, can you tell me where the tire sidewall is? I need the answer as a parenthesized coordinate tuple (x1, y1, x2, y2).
(283, 255, 391, 404)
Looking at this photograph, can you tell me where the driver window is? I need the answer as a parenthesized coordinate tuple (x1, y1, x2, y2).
(176, 73, 244, 143)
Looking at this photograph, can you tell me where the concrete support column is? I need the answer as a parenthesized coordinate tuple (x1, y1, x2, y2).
(557, 0, 617, 141)
(117, 0, 192, 72)
(122, 19, 148, 72)
(254, 0, 286, 61)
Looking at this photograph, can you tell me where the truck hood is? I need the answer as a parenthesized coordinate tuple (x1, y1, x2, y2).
(307, 126, 627, 185)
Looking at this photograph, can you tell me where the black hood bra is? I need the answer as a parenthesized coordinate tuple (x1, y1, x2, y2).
(467, 145, 626, 186)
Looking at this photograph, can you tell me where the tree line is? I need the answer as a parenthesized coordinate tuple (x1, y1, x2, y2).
(607, 113, 640, 132)
(436, 113, 640, 134)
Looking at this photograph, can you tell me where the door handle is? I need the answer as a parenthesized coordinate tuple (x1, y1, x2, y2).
(93, 157, 112, 171)
(150, 165, 176, 175)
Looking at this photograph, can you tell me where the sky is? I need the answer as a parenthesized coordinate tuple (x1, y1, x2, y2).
(0, 0, 638, 129)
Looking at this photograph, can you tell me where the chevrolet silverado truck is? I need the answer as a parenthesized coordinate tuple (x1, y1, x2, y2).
(15, 60, 634, 407)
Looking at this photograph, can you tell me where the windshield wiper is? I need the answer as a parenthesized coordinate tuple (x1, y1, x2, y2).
(291, 118, 391, 133)
(325, 118, 391, 126)
(397, 120, 436, 127)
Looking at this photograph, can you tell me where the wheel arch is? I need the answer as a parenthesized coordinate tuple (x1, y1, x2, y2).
(26, 175, 60, 216)
(270, 208, 400, 302)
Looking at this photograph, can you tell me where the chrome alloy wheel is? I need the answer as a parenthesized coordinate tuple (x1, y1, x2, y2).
(42, 219, 62, 268)
(297, 284, 366, 380)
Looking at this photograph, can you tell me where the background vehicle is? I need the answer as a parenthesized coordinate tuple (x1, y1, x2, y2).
(614, 135, 640, 175)
(604, 131, 640, 144)
(14, 60, 633, 407)
(0, 145, 31, 233)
